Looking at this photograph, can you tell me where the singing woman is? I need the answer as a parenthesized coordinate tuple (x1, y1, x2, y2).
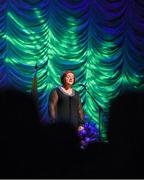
(48, 70, 84, 131)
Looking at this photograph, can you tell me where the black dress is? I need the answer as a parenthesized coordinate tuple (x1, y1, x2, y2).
(48, 87, 84, 128)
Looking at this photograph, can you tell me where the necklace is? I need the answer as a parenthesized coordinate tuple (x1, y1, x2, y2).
(60, 87, 73, 95)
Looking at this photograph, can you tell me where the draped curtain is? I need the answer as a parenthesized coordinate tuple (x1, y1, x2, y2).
(0, 0, 144, 141)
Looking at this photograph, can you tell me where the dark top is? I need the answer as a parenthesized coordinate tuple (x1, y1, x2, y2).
(48, 87, 84, 128)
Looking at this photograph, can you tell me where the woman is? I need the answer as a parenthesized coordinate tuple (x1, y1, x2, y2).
(48, 70, 84, 131)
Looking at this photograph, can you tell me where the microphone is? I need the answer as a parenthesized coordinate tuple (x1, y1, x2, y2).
(79, 83, 87, 87)
(34, 63, 37, 75)
(35, 63, 37, 69)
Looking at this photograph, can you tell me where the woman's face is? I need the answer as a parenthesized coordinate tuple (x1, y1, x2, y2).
(64, 72, 75, 85)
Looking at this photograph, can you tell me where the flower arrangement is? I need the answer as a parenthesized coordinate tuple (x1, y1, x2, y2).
(78, 115, 99, 149)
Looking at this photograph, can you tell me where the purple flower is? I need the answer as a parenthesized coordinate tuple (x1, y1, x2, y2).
(79, 116, 99, 149)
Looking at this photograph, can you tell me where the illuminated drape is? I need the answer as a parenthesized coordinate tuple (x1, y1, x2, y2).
(0, 0, 144, 141)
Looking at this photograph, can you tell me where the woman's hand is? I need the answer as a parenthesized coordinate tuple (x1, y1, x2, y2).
(78, 125, 84, 131)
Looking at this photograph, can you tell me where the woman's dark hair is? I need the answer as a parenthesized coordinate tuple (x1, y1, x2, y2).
(61, 70, 76, 85)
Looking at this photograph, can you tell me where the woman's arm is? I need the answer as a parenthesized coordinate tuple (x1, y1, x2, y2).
(78, 94, 85, 126)
(32, 65, 37, 98)
(48, 89, 58, 122)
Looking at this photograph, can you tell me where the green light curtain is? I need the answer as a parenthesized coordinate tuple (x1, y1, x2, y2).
(0, 0, 144, 141)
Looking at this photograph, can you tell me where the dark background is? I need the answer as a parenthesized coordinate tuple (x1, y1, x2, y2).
(0, 89, 144, 178)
